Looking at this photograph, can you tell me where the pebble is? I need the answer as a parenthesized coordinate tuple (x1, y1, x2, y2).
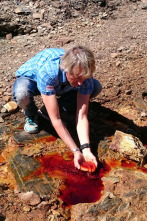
(101, 176, 120, 184)
(18, 191, 41, 206)
(110, 53, 118, 58)
(6, 33, 13, 40)
(23, 206, 31, 212)
(1, 107, 7, 113)
(4, 101, 18, 112)
(0, 116, 4, 123)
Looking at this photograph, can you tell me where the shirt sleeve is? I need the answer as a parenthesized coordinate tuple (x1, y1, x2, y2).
(37, 62, 58, 95)
(78, 77, 94, 95)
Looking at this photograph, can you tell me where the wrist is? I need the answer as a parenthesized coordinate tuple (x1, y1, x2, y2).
(80, 143, 90, 151)
(72, 148, 80, 153)
(82, 147, 91, 153)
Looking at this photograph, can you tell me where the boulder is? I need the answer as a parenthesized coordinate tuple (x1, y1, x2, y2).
(109, 130, 147, 166)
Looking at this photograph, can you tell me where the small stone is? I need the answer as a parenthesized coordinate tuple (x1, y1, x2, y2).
(23, 206, 31, 212)
(37, 201, 50, 212)
(33, 13, 43, 19)
(4, 101, 18, 112)
(125, 89, 132, 95)
(110, 53, 118, 58)
(18, 191, 41, 206)
(55, 38, 73, 46)
(134, 98, 147, 112)
(116, 61, 121, 67)
(14, 7, 22, 14)
(2, 96, 11, 102)
(118, 202, 130, 211)
(1, 107, 7, 113)
(140, 111, 147, 117)
(101, 176, 120, 184)
(117, 46, 125, 52)
(6, 33, 13, 40)
(141, 4, 147, 10)
(0, 116, 4, 123)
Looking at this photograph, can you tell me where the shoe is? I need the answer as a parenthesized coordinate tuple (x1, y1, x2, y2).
(24, 116, 38, 133)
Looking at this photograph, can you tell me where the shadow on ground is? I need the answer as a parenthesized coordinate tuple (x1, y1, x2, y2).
(37, 91, 147, 158)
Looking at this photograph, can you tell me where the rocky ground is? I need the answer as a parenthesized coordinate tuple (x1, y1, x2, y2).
(0, 0, 147, 220)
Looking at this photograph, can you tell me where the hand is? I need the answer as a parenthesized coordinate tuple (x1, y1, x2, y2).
(82, 148, 98, 168)
(73, 151, 85, 169)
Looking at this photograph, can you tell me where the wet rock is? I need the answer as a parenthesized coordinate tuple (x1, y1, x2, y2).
(109, 130, 147, 166)
(8, 151, 60, 197)
(13, 130, 51, 144)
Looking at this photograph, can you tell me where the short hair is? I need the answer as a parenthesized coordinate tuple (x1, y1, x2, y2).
(60, 45, 96, 78)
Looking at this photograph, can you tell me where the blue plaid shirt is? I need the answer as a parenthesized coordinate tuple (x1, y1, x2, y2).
(16, 48, 94, 95)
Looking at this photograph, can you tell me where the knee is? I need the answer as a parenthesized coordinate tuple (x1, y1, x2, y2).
(12, 78, 30, 105)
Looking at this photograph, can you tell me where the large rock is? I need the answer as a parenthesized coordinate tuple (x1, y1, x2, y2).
(109, 130, 147, 166)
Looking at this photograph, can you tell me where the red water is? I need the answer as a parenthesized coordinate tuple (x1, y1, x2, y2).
(23, 141, 147, 207)
(107, 158, 147, 173)
(24, 153, 110, 206)
(36, 136, 57, 143)
(80, 161, 96, 173)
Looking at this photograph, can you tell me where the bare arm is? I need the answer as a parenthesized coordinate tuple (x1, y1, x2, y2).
(41, 93, 84, 169)
(76, 93, 97, 167)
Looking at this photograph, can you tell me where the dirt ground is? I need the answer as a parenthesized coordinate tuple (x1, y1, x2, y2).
(0, 0, 147, 220)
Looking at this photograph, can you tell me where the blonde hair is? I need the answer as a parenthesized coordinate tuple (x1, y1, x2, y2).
(60, 45, 96, 78)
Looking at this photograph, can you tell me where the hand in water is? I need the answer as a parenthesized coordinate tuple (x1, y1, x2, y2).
(80, 161, 96, 173)
(81, 148, 98, 173)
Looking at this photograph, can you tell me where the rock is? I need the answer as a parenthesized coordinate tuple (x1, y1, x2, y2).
(33, 13, 43, 19)
(141, 0, 147, 10)
(55, 38, 74, 46)
(140, 111, 147, 118)
(14, 7, 31, 15)
(4, 101, 18, 112)
(0, 116, 4, 123)
(18, 191, 41, 206)
(37, 201, 50, 212)
(6, 33, 12, 40)
(0, 107, 7, 113)
(133, 97, 147, 112)
(101, 176, 120, 184)
(117, 46, 125, 52)
(109, 130, 147, 166)
(2, 96, 11, 102)
(116, 61, 121, 67)
(23, 206, 31, 212)
(110, 53, 118, 58)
